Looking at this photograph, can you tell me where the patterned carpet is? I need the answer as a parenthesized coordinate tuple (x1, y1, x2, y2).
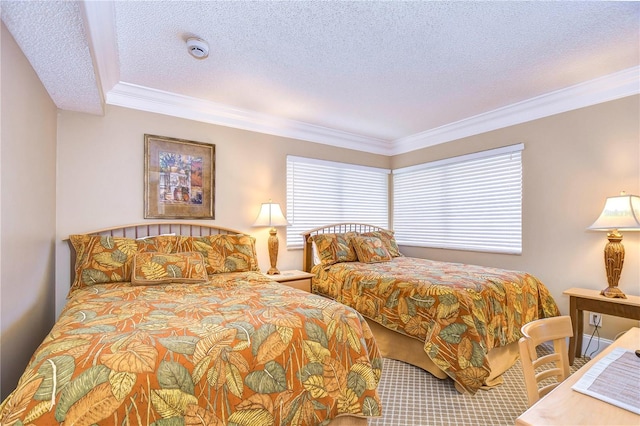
(370, 350, 588, 426)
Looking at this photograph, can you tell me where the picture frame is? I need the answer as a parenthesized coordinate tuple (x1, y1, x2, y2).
(144, 134, 215, 219)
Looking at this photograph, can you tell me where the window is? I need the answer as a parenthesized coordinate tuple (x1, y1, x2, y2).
(286, 156, 390, 248)
(393, 144, 524, 254)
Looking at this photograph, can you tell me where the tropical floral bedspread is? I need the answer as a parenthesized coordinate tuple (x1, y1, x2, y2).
(0, 272, 382, 425)
(311, 257, 559, 393)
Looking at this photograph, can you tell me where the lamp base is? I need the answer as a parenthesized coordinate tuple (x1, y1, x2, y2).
(601, 231, 626, 299)
(267, 228, 280, 276)
(601, 286, 627, 299)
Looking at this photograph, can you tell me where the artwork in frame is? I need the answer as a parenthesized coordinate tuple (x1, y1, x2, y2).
(144, 134, 215, 219)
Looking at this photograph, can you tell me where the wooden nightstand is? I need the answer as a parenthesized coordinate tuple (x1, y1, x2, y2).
(264, 270, 314, 292)
(563, 287, 640, 365)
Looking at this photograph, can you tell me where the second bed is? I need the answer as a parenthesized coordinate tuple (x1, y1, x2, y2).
(302, 223, 560, 394)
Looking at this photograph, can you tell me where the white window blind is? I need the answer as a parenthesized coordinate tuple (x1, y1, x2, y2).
(286, 156, 390, 248)
(393, 144, 524, 254)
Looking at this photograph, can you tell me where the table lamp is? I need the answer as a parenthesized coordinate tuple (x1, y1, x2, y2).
(253, 200, 290, 275)
(588, 192, 640, 298)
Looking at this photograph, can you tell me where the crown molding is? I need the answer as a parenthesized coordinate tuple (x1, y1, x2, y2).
(80, 0, 119, 110)
(106, 66, 638, 157)
(106, 82, 394, 155)
(83, 0, 390, 152)
(392, 66, 640, 155)
(81, 3, 637, 156)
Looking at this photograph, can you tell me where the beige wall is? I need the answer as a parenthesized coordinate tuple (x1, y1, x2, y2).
(0, 23, 57, 399)
(393, 95, 640, 341)
(55, 105, 389, 315)
(55, 96, 640, 343)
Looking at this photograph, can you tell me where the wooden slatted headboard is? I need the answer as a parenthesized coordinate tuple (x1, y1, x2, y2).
(66, 222, 244, 284)
(301, 223, 388, 272)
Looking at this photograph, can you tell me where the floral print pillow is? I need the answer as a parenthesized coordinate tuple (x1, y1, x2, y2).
(178, 234, 260, 275)
(362, 230, 402, 257)
(131, 251, 208, 285)
(136, 235, 183, 254)
(352, 235, 392, 263)
(312, 233, 358, 267)
(70, 235, 138, 290)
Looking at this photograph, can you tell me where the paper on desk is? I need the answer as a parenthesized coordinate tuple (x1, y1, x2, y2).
(572, 347, 640, 415)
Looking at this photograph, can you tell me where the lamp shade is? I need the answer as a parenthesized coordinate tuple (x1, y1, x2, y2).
(588, 193, 640, 231)
(252, 202, 290, 227)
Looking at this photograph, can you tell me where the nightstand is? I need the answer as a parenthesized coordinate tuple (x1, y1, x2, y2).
(563, 287, 640, 365)
(264, 270, 314, 293)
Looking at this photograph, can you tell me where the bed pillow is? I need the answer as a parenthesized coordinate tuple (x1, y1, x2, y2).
(352, 235, 392, 263)
(362, 230, 402, 257)
(311, 233, 358, 267)
(178, 234, 260, 275)
(70, 235, 138, 290)
(131, 251, 208, 285)
(136, 235, 182, 253)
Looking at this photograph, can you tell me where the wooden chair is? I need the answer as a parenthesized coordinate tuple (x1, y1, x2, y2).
(518, 316, 573, 406)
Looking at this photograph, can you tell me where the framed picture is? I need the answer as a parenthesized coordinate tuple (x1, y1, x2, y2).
(144, 134, 215, 219)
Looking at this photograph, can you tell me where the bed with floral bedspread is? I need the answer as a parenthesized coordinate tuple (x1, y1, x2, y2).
(0, 227, 382, 426)
(311, 256, 559, 394)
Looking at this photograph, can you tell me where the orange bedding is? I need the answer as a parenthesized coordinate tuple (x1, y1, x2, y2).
(312, 257, 560, 393)
(0, 272, 382, 425)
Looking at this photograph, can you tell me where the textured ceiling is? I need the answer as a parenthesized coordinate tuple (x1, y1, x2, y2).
(1, 0, 103, 114)
(2, 1, 639, 154)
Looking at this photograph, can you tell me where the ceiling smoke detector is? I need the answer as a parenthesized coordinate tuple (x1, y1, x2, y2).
(186, 37, 209, 59)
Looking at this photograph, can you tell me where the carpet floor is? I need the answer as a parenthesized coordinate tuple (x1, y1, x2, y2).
(369, 352, 588, 426)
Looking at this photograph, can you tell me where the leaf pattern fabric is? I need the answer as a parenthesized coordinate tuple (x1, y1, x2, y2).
(311, 257, 560, 393)
(131, 252, 208, 285)
(351, 236, 392, 263)
(0, 272, 382, 425)
(70, 234, 262, 292)
(177, 234, 260, 274)
(312, 233, 358, 267)
(361, 230, 402, 257)
(70, 235, 138, 290)
(136, 235, 183, 254)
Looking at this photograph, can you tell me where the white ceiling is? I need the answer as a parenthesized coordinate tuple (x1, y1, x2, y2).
(2, 1, 639, 155)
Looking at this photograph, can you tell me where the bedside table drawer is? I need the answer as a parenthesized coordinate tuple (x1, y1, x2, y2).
(281, 278, 311, 293)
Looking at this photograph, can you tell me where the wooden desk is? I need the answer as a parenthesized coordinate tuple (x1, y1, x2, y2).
(515, 327, 640, 426)
(563, 288, 640, 365)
